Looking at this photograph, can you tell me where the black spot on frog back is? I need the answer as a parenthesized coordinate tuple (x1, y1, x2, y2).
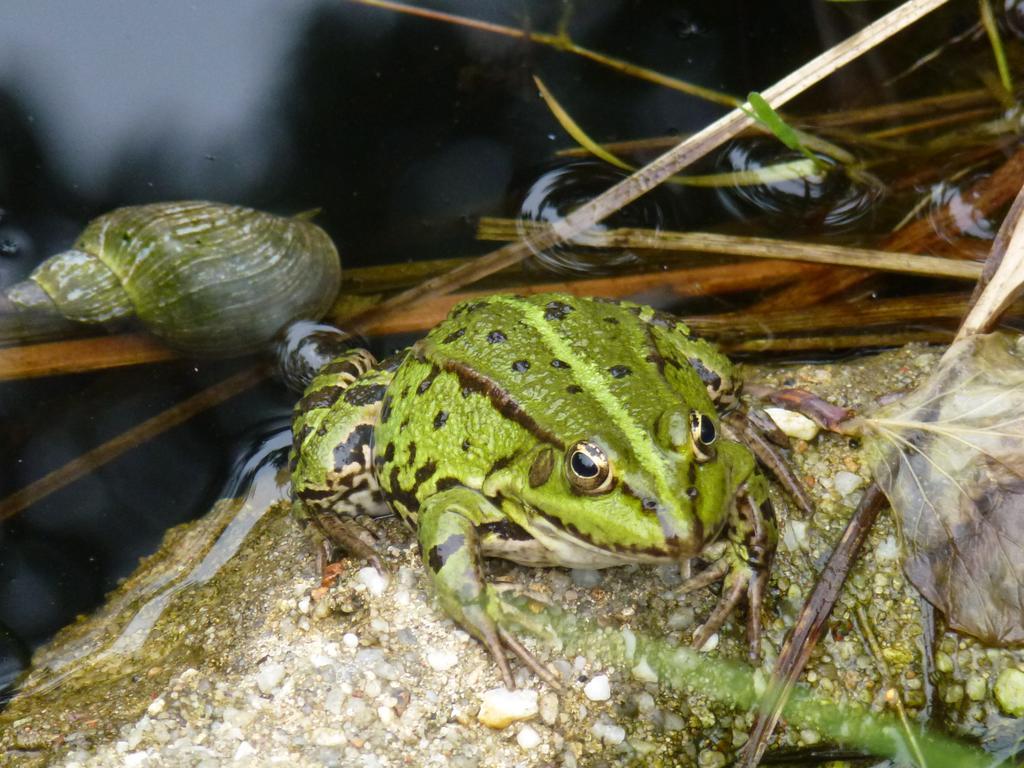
(544, 300, 575, 320)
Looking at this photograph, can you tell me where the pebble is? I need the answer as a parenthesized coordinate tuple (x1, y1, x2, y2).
(663, 711, 685, 731)
(255, 662, 286, 694)
(233, 741, 257, 761)
(313, 727, 347, 747)
(834, 470, 864, 497)
(632, 658, 658, 684)
(781, 520, 808, 552)
(591, 721, 625, 745)
(477, 688, 539, 729)
(875, 535, 899, 562)
(516, 724, 542, 749)
(539, 693, 559, 725)
(698, 749, 727, 768)
(666, 608, 694, 630)
(966, 676, 987, 701)
(342, 633, 359, 649)
(583, 675, 611, 701)
(799, 728, 820, 745)
(764, 407, 819, 441)
(146, 698, 165, 717)
(570, 569, 603, 588)
(357, 567, 388, 597)
(427, 649, 459, 672)
(698, 633, 719, 653)
(995, 669, 1024, 715)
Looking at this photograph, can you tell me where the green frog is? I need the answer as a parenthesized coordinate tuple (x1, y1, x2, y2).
(290, 293, 777, 687)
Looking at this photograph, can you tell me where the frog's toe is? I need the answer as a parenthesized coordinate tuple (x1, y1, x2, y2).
(690, 566, 750, 652)
(682, 548, 769, 661)
(498, 627, 562, 690)
(463, 602, 516, 689)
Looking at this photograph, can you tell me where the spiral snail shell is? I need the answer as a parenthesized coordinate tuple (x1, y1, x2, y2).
(4, 201, 342, 356)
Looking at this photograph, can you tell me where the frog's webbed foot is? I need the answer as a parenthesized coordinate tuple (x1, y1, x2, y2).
(679, 488, 775, 662)
(418, 487, 560, 690)
(723, 410, 815, 518)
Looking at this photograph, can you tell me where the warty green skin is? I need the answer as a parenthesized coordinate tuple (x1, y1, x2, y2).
(291, 293, 777, 681)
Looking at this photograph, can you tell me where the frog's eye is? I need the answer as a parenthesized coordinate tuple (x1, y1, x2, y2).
(565, 440, 613, 494)
(689, 411, 717, 462)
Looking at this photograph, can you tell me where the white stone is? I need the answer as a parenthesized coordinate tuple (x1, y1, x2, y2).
(591, 721, 626, 744)
(516, 724, 542, 749)
(631, 658, 658, 684)
(311, 729, 348, 749)
(255, 662, 286, 694)
(539, 692, 559, 725)
(356, 567, 388, 597)
(233, 741, 257, 761)
(145, 697, 165, 717)
(698, 633, 719, 653)
(342, 632, 360, 649)
(834, 470, 864, 497)
(764, 407, 820, 441)
(583, 675, 611, 701)
(123, 752, 151, 768)
(426, 649, 459, 672)
(782, 519, 809, 552)
(477, 687, 539, 729)
(875, 535, 899, 562)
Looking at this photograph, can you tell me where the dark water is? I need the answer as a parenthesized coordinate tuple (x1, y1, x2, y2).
(0, 0, 973, 699)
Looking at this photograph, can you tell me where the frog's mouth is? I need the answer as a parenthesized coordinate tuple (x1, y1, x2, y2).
(518, 506, 682, 568)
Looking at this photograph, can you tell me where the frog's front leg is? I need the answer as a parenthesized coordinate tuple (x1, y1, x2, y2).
(418, 487, 557, 690)
(682, 475, 777, 661)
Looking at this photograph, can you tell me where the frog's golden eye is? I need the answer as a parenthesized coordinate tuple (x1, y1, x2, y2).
(565, 440, 613, 494)
(689, 411, 717, 462)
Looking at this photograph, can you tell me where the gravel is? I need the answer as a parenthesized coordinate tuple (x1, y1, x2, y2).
(5, 345, 1024, 766)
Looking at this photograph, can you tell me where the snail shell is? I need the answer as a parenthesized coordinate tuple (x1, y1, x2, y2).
(5, 201, 341, 356)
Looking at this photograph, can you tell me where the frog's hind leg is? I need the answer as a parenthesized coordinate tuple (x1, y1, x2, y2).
(291, 349, 395, 573)
(417, 487, 559, 690)
(680, 483, 776, 661)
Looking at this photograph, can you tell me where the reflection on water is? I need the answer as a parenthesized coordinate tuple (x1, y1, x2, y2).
(927, 173, 1000, 253)
(715, 138, 884, 233)
(517, 160, 673, 275)
(13, 421, 291, 699)
(276, 321, 364, 394)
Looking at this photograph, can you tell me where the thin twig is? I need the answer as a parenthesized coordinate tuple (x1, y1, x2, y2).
(0, 365, 268, 521)
(738, 484, 888, 768)
(348, 0, 738, 106)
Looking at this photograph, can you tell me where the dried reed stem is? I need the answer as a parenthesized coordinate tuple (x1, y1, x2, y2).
(477, 218, 982, 279)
